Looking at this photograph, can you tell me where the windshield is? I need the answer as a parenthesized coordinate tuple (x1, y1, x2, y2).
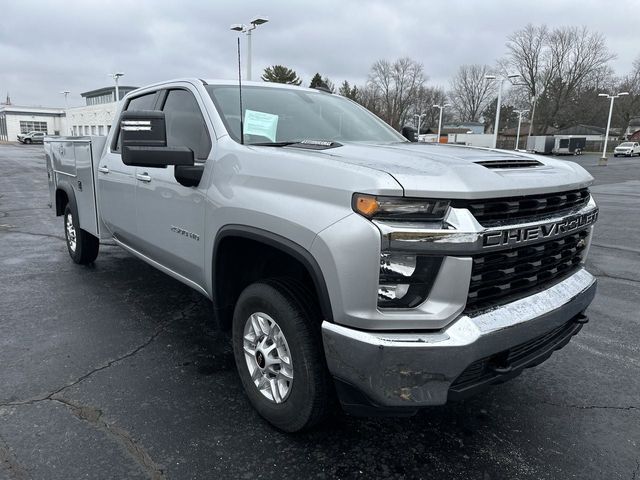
(619, 142, 633, 147)
(206, 85, 405, 145)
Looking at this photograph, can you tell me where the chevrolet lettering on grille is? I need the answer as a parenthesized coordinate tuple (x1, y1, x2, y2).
(482, 209, 598, 248)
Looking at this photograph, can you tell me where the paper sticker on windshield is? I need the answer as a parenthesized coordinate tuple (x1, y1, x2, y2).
(244, 110, 278, 142)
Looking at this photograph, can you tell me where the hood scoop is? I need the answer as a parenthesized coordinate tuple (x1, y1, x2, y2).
(475, 159, 542, 169)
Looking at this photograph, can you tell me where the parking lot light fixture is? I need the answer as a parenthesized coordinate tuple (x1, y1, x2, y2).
(230, 16, 269, 81)
(598, 91, 629, 165)
(485, 73, 521, 148)
(414, 113, 426, 141)
(59, 90, 70, 109)
(109, 73, 125, 102)
(514, 109, 529, 150)
(433, 104, 450, 143)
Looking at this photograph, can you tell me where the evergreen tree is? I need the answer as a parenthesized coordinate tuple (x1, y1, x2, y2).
(261, 65, 302, 85)
(339, 80, 358, 100)
(309, 73, 324, 88)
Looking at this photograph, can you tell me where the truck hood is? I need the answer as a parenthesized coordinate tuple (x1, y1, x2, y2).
(309, 142, 593, 198)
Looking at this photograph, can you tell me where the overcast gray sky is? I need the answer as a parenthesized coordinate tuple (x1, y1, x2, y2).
(1, 0, 638, 107)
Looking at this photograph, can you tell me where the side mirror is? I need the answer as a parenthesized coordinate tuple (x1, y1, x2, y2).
(120, 110, 194, 168)
(402, 126, 417, 142)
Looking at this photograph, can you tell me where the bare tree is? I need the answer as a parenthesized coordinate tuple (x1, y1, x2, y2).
(449, 64, 496, 122)
(411, 86, 450, 130)
(503, 24, 615, 132)
(366, 57, 425, 130)
(614, 56, 640, 134)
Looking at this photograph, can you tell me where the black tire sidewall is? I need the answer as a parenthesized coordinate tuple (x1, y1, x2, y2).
(63, 204, 98, 264)
(232, 282, 323, 431)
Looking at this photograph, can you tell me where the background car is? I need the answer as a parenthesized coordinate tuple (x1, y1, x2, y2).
(17, 131, 46, 144)
(614, 141, 640, 156)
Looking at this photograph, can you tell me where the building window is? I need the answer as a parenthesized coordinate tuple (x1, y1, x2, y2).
(91, 125, 97, 135)
(98, 125, 104, 135)
(85, 126, 90, 135)
(19, 121, 48, 134)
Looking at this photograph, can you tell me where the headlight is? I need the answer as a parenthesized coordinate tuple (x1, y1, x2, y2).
(378, 252, 443, 308)
(352, 194, 450, 221)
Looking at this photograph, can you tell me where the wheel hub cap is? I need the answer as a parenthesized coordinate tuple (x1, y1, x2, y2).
(243, 312, 293, 404)
(65, 213, 77, 252)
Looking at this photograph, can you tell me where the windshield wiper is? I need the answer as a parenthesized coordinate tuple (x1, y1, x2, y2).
(248, 140, 342, 150)
(248, 141, 300, 147)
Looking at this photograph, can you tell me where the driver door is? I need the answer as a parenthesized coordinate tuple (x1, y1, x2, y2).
(134, 87, 212, 287)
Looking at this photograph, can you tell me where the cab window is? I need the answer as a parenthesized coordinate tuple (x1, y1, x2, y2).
(161, 89, 211, 160)
(112, 91, 158, 152)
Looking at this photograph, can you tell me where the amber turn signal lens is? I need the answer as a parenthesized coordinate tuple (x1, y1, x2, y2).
(354, 194, 379, 217)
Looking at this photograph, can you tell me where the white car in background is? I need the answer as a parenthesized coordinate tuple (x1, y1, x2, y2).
(614, 142, 640, 157)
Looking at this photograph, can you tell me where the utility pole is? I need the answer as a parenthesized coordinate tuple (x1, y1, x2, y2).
(109, 73, 125, 102)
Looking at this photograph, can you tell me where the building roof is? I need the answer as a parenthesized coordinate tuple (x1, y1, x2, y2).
(0, 105, 65, 115)
(80, 86, 138, 98)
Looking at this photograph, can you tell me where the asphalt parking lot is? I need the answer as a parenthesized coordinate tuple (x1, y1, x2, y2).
(0, 143, 638, 480)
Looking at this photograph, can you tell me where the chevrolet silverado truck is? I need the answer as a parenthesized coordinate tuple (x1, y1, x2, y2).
(44, 79, 598, 432)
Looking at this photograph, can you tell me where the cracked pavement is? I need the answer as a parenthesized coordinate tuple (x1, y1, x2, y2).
(0, 144, 639, 479)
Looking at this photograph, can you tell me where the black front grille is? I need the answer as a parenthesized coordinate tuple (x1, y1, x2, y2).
(450, 317, 583, 395)
(466, 229, 589, 311)
(457, 188, 590, 226)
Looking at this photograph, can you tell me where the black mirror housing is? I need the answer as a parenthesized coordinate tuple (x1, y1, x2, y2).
(120, 110, 194, 168)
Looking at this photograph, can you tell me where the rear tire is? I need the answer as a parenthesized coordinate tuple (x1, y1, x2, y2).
(232, 279, 334, 432)
(64, 204, 99, 264)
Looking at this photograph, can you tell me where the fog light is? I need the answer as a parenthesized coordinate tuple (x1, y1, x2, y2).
(378, 252, 443, 308)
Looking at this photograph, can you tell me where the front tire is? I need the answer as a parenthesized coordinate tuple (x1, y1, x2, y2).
(24, 138, 32, 144)
(64, 204, 99, 264)
(232, 279, 333, 432)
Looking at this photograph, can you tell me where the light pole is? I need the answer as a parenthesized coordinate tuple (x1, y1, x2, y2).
(60, 90, 71, 135)
(485, 73, 520, 149)
(598, 91, 628, 165)
(433, 104, 450, 143)
(109, 73, 125, 102)
(231, 16, 269, 81)
(414, 113, 426, 142)
(514, 109, 529, 150)
(527, 86, 545, 140)
(59, 90, 70, 109)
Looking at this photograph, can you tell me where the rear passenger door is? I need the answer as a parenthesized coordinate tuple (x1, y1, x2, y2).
(134, 87, 212, 287)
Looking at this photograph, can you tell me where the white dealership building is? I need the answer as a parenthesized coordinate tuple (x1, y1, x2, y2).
(0, 85, 138, 141)
(66, 85, 138, 136)
(0, 101, 66, 142)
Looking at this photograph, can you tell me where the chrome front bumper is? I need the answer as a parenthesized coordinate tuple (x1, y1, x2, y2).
(322, 268, 597, 409)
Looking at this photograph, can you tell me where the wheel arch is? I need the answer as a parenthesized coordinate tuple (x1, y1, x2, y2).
(55, 181, 77, 217)
(212, 225, 333, 329)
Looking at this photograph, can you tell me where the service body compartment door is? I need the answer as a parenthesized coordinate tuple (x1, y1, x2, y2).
(44, 141, 56, 208)
(73, 137, 105, 237)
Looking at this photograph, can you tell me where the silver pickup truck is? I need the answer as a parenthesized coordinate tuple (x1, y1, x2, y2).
(44, 78, 598, 432)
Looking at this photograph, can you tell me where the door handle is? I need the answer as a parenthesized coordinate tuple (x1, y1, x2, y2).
(98, 166, 109, 174)
(136, 172, 152, 183)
